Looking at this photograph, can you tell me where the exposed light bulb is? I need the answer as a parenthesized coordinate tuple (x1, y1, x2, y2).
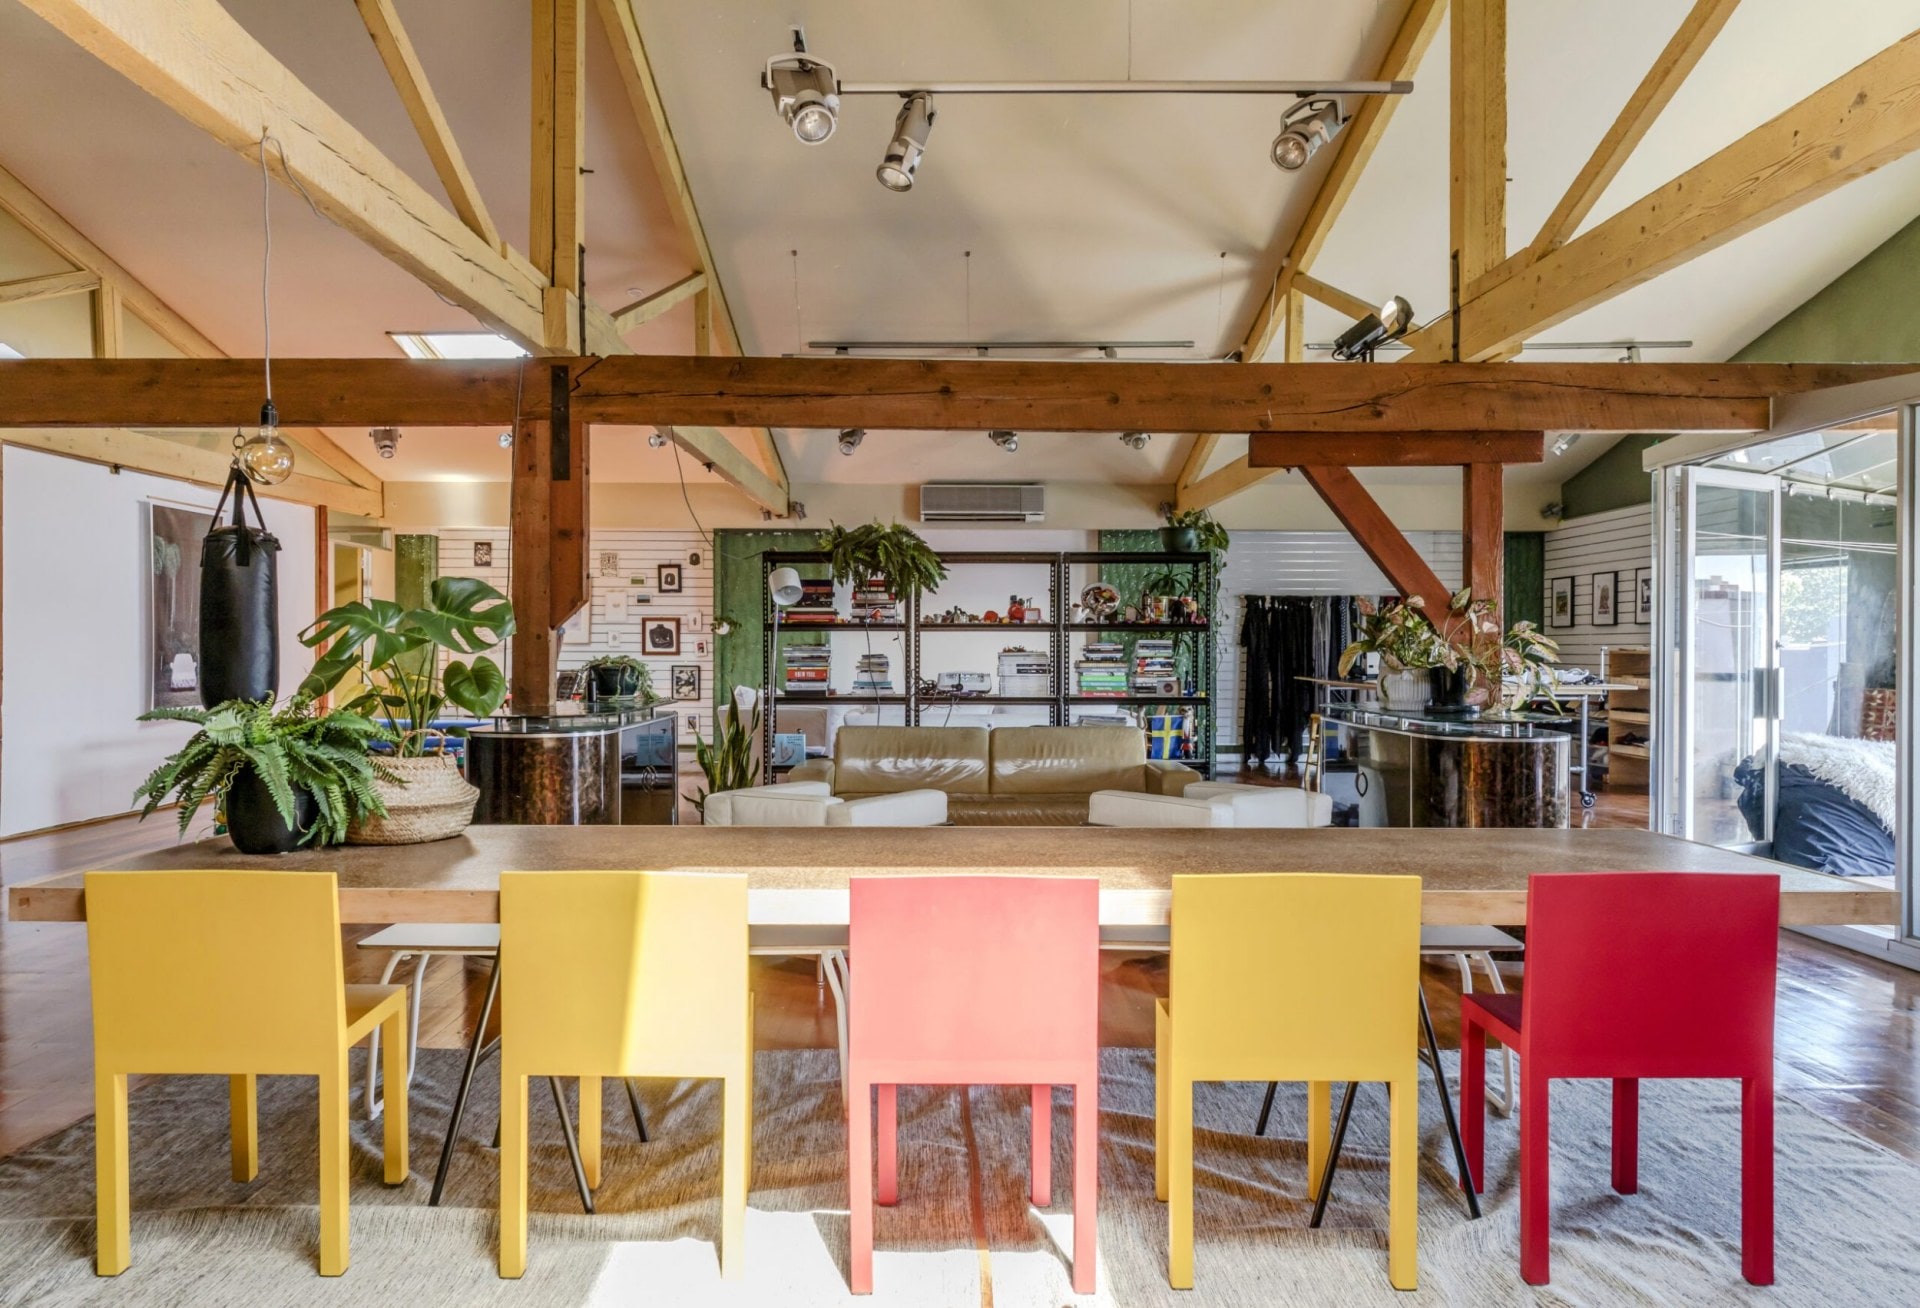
(237, 400, 295, 485)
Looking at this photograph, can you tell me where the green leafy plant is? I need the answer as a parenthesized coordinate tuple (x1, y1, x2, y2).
(1338, 589, 1560, 705)
(816, 522, 948, 603)
(131, 698, 397, 845)
(686, 688, 763, 816)
(1162, 506, 1230, 556)
(581, 654, 653, 701)
(298, 577, 515, 756)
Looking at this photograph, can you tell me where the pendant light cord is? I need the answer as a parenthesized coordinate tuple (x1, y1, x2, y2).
(259, 132, 274, 407)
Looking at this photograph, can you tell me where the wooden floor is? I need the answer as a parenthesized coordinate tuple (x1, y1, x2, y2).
(3, 784, 1915, 1172)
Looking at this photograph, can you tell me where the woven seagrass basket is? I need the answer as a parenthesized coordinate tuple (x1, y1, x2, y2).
(347, 752, 478, 845)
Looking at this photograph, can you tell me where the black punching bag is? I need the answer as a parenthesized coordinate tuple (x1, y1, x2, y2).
(199, 463, 282, 706)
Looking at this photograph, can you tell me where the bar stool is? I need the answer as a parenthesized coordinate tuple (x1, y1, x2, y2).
(356, 923, 500, 1118)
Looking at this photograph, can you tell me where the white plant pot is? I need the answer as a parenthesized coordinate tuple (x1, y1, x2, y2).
(1378, 668, 1432, 711)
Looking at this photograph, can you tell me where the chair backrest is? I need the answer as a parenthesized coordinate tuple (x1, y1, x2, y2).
(499, 870, 748, 1078)
(1170, 873, 1420, 1083)
(1521, 871, 1778, 1073)
(85, 870, 346, 1075)
(849, 875, 1099, 1077)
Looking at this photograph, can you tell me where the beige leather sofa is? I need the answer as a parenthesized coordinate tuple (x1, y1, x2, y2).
(788, 725, 1199, 825)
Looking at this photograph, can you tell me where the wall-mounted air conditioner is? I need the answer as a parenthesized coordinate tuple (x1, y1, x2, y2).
(919, 482, 1045, 522)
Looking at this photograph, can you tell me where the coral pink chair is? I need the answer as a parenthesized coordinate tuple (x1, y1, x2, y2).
(1460, 871, 1779, 1286)
(847, 875, 1100, 1295)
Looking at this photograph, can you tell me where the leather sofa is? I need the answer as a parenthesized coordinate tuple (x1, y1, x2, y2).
(788, 725, 1199, 825)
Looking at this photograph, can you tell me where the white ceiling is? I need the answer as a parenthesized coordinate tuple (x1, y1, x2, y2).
(0, 0, 1916, 493)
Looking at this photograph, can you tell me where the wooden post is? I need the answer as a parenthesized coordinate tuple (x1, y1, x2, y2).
(1463, 461, 1505, 624)
(1451, 0, 1508, 298)
(507, 364, 588, 715)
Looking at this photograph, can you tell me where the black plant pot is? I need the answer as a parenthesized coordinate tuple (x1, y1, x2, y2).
(1161, 526, 1201, 553)
(590, 665, 642, 700)
(224, 766, 317, 855)
(1427, 665, 1480, 717)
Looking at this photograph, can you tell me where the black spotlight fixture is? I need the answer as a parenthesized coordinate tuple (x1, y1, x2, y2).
(1330, 295, 1414, 361)
(838, 428, 865, 456)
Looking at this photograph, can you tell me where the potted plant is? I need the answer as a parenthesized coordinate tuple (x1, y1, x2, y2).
(687, 686, 763, 819)
(297, 576, 515, 844)
(1338, 596, 1447, 710)
(132, 698, 397, 854)
(1339, 589, 1561, 716)
(582, 654, 651, 702)
(1160, 505, 1229, 556)
(816, 522, 948, 605)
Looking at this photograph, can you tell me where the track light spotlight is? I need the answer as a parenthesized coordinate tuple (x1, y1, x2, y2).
(988, 429, 1019, 453)
(765, 53, 841, 144)
(648, 429, 669, 449)
(838, 427, 865, 456)
(1330, 295, 1414, 361)
(877, 92, 936, 192)
(1550, 433, 1581, 457)
(498, 430, 513, 449)
(369, 426, 402, 459)
(1119, 431, 1151, 450)
(1271, 97, 1345, 171)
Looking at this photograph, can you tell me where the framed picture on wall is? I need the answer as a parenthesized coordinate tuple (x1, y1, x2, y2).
(1591, 571, 1619, 626)
(1634, 566, 1654, 624)
(1548, 576, 1575, 629)
(642, 616, 681, 656)
(658, 563, 683, 593)
(147, 502, 215, 709)
(671, 664, 700, 701)
(472, 541, 493, 568)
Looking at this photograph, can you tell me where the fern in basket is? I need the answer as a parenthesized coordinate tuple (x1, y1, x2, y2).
(132, 699, 399, 845)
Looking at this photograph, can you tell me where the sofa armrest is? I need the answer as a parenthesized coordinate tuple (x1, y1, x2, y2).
(1144, 760, 1200, 796)
(787, 759, 835, 789)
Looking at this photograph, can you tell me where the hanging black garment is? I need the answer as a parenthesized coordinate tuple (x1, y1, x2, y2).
(1240, 596, 1278, 762)
(199, 462, 282, 706)
(1241, 595, 1327, 766)
(1270, 597, 1318, 762)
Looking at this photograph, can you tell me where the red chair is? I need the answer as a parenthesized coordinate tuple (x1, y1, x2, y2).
(1460, 871, 1779, 1286)
(847, 875, 1100, 1295)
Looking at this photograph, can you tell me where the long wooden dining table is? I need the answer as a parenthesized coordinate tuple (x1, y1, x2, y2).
(6, 825, 1896, 928)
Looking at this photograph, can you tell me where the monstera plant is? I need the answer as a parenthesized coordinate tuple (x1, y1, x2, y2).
(298, 577, 516, 756)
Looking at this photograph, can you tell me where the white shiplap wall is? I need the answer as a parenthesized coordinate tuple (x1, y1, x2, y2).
(419, 528, 715, 736)
(1214, 530, 1463, 756)
(1540, 505, 1654, 672)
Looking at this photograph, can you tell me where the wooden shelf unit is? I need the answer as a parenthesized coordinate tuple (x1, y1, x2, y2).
(1603, 646, 1652, 790)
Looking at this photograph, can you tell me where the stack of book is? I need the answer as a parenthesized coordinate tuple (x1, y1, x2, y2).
(782, 643, 831, 695)
(1076, 641, 1128, 697)
(851, 578, 898, 623)
(852, 653, 894, 693)
(782, 578, 840, 626)
(1131, 638, 1180, 696)
(998, 648, 1051, 697)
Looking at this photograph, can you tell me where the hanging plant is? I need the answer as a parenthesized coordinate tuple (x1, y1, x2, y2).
(815, 522, 948, 603)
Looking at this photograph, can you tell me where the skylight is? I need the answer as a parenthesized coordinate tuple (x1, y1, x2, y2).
(0, 342, 23, 360)
(389, 331, 529, 360)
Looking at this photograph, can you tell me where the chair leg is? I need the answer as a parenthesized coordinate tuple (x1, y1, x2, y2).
(1519, 1071, 1551, 1286)
(365, 951, 406, 1119)
(849, 1078, 875, 1294)
(1308, 1082, 1360, 1229)
(1388, 1075, 1418, 1291)
(1460, 1017, 1487, 1193)
(229, 1073, 258, 1182)
(95, 1069, 130, 1276)
(877, 1085, 899, 1206)
(547, 1077, 595, 1215)
(318, 1059, 351, 1276)
(498, 1072, 528, 1278)
(1307, 1080, 1331, 1198)
(380, 1010, 409, 1184)
(1072, 1076, 1098, 1295)
(1168, 1073, 1195, 1289)
(580, 1076, 602, 1190)
(1254, 1081, 1278, 1136)
(1611, 1078, 1638, 1195)
(1031, 1084, 1052, 1207)
(1742, 1071, 1774, 1286)
(405, 955, 430, 1085)
(721, 1066, 750, 1279)
(431, 951, 500, 1207)
(1479, 953, 1516, 1117)
(822, 949, 850, 1110)
(1153, 1000, 1170, 1202)
(625, 1078, 650, 1143)
(1420, 989, 1481, 1218)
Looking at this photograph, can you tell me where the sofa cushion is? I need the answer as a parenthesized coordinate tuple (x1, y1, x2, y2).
(833, 726, 991, 795)
(988, 726, 1147, 795)
(947, 794, 1095, 826)
(1087, 790, 1235, 828)
(825, 789, 949, 826)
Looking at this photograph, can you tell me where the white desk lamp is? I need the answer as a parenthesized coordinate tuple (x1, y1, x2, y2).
(764, 566, 806, 771)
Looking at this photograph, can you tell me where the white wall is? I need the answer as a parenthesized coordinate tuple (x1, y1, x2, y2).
(2, 447, 318, 835)
(1540, 504, 1654, 672)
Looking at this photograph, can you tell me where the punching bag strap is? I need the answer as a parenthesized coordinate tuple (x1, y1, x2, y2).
(210, 460, 269, 568)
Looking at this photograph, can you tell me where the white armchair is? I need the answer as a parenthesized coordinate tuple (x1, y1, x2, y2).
(701, 782, 948, 827)
(1087, 782, 1333, 829)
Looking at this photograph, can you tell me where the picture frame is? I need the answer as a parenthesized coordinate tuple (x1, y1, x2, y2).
(1634, 566, 1653, 624)
(671, 664, 700, 701)
(1591, 571, 1619, 627)
(1548, 576, 1575, 629)
(658, 563, 683, 593)
(472, 540, 493, 568)
(642, 615, 681, 655)
(147, 501, 215, 709)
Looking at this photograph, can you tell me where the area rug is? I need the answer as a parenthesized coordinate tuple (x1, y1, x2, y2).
(0, 1046, 1915, 1306)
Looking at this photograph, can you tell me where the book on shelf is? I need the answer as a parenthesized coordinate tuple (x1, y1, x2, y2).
(851, 652, 894, 692)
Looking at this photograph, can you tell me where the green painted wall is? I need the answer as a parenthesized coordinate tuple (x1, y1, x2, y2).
(1504, 532, 1544, 629)
(1560, 212, 1920, 516)
(711, 528, 820, 709)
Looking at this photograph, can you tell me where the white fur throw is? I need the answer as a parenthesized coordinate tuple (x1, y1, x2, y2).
(1781, 732, 1897, 832)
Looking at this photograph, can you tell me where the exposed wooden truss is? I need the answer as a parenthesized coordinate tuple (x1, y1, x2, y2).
(611, 271, 707, 334)
(1292, 274, 1377, 326)
(0, 269, 99, 305)
(1297, 465, 1450, 603)
(1248, 432, 1543, 468)
(5, 427, 380, 517)
(531, 0, 586, 350)
(508, 364, 589, 713)
(1462, 461, 1504, 615)
(1450, 0, 1508, 293)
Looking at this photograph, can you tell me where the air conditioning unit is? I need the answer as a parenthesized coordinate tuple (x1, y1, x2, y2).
(919, 482, 1045, 522)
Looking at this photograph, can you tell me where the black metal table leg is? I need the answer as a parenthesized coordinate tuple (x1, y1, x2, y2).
(549, 1077, 595, 1215)
(1421, 989, 1482, 1219)
(1308, 1081, 1361, 1228)
(1254, 1081, 1279, 1136)
(625, 1078, 649, 1142)
(430, 952, 500, 1206)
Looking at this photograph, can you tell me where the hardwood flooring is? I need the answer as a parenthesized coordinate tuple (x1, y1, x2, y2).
(3, 790, 1915, 1174)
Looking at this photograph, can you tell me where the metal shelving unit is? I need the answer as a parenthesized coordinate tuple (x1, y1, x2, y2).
(761, 549, 1217, 774)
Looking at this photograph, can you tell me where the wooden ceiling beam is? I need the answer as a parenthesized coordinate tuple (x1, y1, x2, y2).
(1450, 0, 1508, 292)
(1529, 0, 1742, 258)
(1298, 464, 1451, 602)
(611, 271, 707, 335)
(4, 428, 381, 517)
(1293, 274, 1378, 326)
(3, 358, 1911, 433)
(1177, 453, 1287, 514)
(0, 269, 99, 305)
(1250, 431, 1543, 468)
(531, 0, 586, 350)
(353, 0, 501, 251)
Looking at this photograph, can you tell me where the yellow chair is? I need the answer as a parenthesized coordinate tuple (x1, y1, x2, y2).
(84, 870, 409, 1277)
(497, 870, 752, 1278)
(1155, 872, 1421, 1290)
